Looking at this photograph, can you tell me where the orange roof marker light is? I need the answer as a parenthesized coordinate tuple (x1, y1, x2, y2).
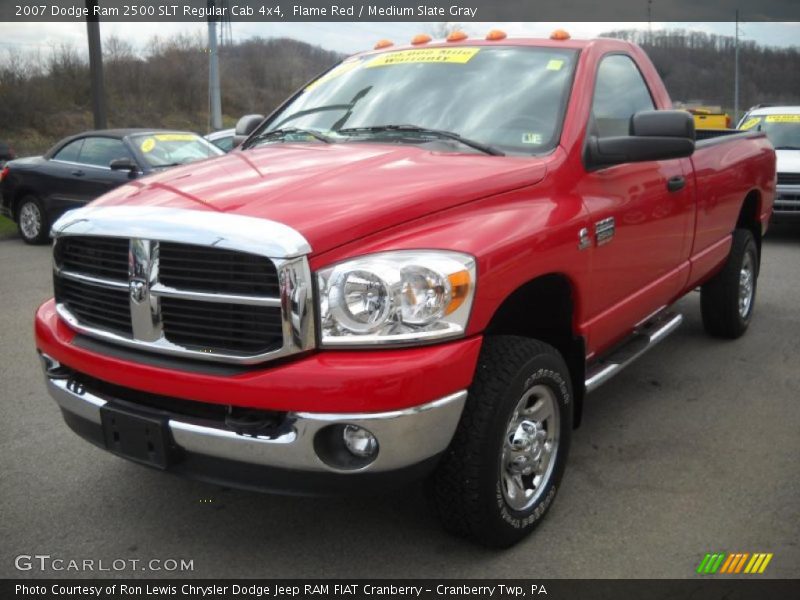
(550, 29, 571, 40)
(411, 33, 432, 45)
(446, 30, 469, 42)
(374, 39, 394, 50)
(485, 29, 507, 41)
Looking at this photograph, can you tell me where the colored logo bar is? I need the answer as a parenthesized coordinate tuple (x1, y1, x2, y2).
(696, 552, 773, 574)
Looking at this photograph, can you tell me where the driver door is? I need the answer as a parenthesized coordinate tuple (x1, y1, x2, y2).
(577, 54, 695, 352)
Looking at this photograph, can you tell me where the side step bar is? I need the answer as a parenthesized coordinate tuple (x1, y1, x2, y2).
(585, 312, 684, 393)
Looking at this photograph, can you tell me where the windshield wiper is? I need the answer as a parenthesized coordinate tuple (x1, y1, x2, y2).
(773, 145, 800, 150)
(338, 125, 505, 156)
(248, 127, 332, 147)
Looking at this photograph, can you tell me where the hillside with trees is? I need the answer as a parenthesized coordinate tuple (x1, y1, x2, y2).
(602, 29, 800, 112)
(2, 29, 799, 156)
(0, 35, 342, 155)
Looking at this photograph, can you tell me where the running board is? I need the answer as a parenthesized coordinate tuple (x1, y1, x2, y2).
(585, 312, 684, 393)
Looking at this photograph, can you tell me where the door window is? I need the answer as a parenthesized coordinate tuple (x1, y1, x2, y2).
(78, 137, 132, 168)
(52, 139, 84, 163)
(591, 55, 655, 138)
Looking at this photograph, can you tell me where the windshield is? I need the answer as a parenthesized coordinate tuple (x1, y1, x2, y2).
(248, 46, 578, 155)
(131, 133, 225, 167)
(740, 114, 800, 149)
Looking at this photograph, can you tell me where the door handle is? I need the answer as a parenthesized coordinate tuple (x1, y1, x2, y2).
(667, 176, 685, 192)
(71, 170, 85, 177)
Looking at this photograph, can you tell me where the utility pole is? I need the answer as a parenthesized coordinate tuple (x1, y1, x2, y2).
(85, 0, 107, 129)
(734, 10, 740, 124)
(207, 0, 222, 131)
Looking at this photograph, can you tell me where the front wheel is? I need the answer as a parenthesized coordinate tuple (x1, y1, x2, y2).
(428, 336, 573, 548)
(17, 195, 49, 244)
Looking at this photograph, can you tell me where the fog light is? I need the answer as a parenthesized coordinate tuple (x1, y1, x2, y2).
(342, 425, 378, 458)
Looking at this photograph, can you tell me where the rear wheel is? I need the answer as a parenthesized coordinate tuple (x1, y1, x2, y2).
(428, 336, 573, 548)
(700, 228, 759, 339)
(17, 195, 49, 244)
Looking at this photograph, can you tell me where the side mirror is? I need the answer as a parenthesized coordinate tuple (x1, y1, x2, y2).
(109, 157, 139, 175)
(586, 110, 695, 169)
(233, 114, 265, 148)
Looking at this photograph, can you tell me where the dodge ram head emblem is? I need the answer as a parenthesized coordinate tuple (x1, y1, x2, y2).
(129, 280, 146, 303)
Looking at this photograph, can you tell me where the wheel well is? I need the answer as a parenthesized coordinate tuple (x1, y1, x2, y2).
(484, 274, 586, 428)
(736, 190, 762, 257)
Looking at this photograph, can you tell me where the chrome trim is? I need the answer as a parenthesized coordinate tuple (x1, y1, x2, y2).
(585, 312, 683, 392)
(50, 206, 315, 365)
(56, 268, 128, 289)
(577, 227, 591, 251)
(44, 367, 466, 474)
(150, 284, 282, 307)
(595, 217, 615, 246)
(52, 205, 311, 258)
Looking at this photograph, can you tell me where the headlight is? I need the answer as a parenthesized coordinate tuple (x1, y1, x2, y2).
(318, 250, 476, 346)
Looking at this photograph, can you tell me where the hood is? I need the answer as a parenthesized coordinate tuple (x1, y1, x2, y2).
(776, 149, 800, 176)
(92, 143, 547, 255)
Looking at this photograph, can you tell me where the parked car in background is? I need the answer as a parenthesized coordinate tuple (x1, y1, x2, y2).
(0, 129, 224, 243)
(739, 105, 800, 221)
(0, 140, 15, 167)
(204, 128, 236, 152)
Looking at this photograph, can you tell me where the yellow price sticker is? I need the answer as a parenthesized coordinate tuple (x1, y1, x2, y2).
(140, 138, 156, 153)
(546, 59, 564, 71)
(154, 134, 196, 142)
(366, 47, 480, 68)
(765, 115, 800, 123)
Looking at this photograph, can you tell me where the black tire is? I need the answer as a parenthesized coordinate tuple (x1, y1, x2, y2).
(700, 228, 759, 339)
(428, 336, 573, 548)
(16, 195, 49, 244)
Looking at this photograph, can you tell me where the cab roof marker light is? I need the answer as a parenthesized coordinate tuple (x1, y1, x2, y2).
(485, 30, 507, 41)
(446, 31, 469, 42)
(374, 39, 393, 50)
(550, 29, 571, 40)
(411, 34, 432, 45)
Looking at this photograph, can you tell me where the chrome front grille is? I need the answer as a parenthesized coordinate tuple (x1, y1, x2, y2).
(50, 206, 315, 365)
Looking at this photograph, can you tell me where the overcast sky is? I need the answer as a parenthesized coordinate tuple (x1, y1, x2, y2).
(0, 22, 798, 56)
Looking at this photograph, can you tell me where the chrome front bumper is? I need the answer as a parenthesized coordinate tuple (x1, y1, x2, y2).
(43, 363, 466, 476)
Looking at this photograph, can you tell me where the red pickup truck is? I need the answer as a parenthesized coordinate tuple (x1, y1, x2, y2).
(35, 34, 775, 547)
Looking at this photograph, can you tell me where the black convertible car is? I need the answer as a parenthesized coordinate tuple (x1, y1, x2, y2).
(0, 129, 224, 243)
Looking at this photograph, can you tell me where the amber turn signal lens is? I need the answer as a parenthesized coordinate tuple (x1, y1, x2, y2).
(446, 30, 468, 42)
(485, 29, 507, 41)
(550, 29, 571, 40)
(374, 39, 393, 50)
(445, 270, 471, 316)
(411, 34, 432, 45)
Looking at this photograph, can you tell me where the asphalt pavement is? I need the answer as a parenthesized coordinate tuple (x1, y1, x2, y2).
(1, 222, 798, 579)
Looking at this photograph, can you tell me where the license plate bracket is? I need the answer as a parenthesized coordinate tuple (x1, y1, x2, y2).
(100, 405, 173, 469)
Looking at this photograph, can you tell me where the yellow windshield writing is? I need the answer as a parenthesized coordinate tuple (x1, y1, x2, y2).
(366, 47, 480, 68)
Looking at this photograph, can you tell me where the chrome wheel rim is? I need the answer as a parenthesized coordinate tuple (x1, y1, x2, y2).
(739, 252, 755, 319)
(500, 384, 559, 512)
(19, 202, 41, 240)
